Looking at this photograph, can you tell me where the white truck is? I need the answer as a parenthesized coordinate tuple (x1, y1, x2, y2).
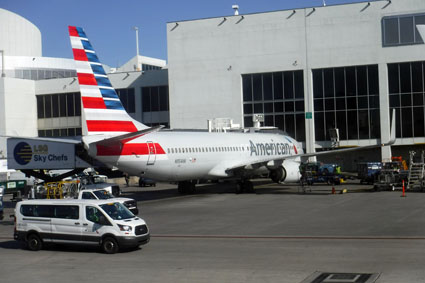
(77, 188, 138, 215)
(78, 174, 121, 197)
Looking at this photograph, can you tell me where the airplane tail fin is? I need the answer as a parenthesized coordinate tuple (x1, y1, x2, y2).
(68, 26, 148, 137)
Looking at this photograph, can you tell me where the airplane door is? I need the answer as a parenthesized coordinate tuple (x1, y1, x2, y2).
(147, 141, 156, 165)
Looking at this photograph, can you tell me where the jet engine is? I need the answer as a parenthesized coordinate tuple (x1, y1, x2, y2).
(269, 160, 301, 183)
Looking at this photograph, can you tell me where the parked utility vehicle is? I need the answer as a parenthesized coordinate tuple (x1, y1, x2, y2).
(78, 188, 138, 215)
(14, 199, 149, 254)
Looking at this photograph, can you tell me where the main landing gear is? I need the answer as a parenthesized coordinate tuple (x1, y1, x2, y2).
(235, 180, 255, 194)
(177, 181, 196, 194)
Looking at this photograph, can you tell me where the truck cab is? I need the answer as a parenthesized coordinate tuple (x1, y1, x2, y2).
(78, 188, 138, 215)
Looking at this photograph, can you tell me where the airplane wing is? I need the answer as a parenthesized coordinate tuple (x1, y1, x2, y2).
(223, 109, 396, 175)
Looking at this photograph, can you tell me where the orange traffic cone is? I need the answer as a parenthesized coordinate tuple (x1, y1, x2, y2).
(401, 180, 406, 198)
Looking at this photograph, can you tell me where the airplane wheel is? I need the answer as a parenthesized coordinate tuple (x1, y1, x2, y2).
(244, 181, 254, 193)
(178, 181, 196, 194)
(178, 182, 186, 194)
(235, 183, 244, 194)
(177, 186, 184, 194)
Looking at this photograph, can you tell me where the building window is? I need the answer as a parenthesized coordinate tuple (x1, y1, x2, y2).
(382, 13, 425, 47)
(313, 65, 380, 141)
(142, 64, 162, 71)
(36, 92, 82, 137)
(141, 86, 169, 127)
(242, 70, 305, 141)
(37, 92, 81, 119)
(38, 128, 82, 137)
(116, 88, 135, 113)
(141, 86, 169, 113)
(12, 68, 77, 80)
(388, 61, 425, 138)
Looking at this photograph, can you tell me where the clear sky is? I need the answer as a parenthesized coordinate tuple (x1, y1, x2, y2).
(2, 0, 369, 67)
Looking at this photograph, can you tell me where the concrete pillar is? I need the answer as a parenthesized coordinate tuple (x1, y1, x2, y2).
(378, 63, 392, 162)
(304, 69, 316, 162)
(304, 8, 316, 162)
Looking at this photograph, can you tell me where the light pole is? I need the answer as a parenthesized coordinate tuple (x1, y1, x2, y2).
(134, 26, 141, 71)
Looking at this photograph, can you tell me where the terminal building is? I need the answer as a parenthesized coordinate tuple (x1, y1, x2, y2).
(167, 0, 425, 169)
(1, 0, 425, 171)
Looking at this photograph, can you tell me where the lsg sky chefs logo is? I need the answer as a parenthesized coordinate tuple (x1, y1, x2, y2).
(13, 142, 33, 165)
(13, 142, 68, 165)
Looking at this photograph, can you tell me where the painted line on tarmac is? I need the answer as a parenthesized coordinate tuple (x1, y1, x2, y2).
(151, 234, 425, 240)
(2, 234, 425, 241)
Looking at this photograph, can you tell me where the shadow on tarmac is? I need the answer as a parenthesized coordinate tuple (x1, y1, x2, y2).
(0, 239, 143, 254)
(121, 179, 377, 202)
(0, 240, 22, 250)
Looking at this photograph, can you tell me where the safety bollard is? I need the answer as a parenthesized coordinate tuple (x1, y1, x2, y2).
(401, 179, 406, 197)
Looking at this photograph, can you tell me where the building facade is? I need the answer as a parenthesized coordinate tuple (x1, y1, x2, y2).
(167, 0, 425, 169)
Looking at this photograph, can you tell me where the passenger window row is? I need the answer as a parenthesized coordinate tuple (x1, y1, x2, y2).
(21, 204, 79, 220)
(167, 146, 250, 154)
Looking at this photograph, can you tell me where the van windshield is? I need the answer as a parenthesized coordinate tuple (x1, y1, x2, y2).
(100, 202, 134, 220)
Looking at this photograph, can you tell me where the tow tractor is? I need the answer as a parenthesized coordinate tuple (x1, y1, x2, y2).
(373, 157, 408, 191)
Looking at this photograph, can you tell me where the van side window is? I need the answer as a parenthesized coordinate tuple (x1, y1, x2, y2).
(54, 205, 79, 219)
(21, 205, 53, 217)
(86, 206, 105, 224)
(21, 205, 35, 217)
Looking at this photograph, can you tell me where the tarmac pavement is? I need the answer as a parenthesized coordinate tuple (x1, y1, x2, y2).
(1, 180, 425, 283)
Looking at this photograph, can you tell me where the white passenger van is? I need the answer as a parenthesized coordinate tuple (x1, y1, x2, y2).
(14, 199, 150, 254)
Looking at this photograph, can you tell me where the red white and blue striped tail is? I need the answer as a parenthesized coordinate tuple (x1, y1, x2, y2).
(68, 26, 148, 137)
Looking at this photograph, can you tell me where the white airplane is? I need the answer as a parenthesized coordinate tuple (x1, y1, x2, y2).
(69, 26, 395, 194)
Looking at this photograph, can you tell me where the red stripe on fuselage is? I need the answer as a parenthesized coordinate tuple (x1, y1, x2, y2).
(77, 73, 97, 85)
(72, 49, 88, 61)
(96, 143, 166, 156)
(82, 97, 106, 109)
(87, 120, 138, 132)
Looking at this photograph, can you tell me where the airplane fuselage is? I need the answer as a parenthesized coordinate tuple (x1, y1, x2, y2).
(87, 131, 303, 182)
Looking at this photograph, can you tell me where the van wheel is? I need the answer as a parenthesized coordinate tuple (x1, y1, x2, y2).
(27, 234, 42, 251)
(102, 237, 119, 254)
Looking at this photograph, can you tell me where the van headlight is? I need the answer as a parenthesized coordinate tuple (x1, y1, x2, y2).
(118, 224, 132, 232)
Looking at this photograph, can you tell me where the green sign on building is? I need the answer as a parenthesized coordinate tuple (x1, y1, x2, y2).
(305, 112, 312, 119)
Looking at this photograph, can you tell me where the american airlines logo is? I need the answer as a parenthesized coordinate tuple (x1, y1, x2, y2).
(249, 140, 293, 156)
